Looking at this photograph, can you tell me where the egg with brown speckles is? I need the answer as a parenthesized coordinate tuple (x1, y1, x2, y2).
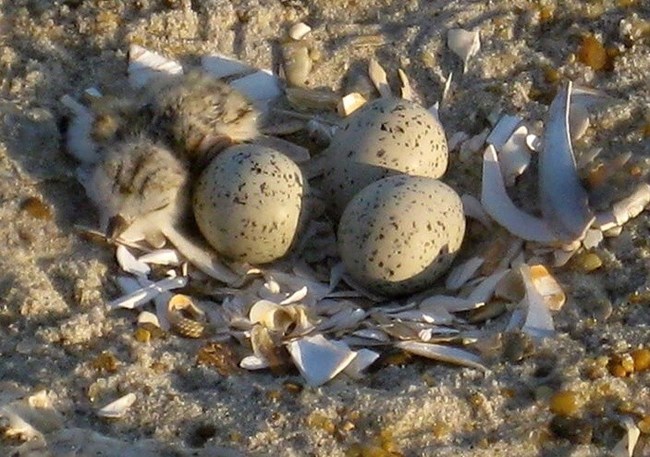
(322, 97, 448, 217)
(193, 144, 305, 264)
(338, 175, 465, 297)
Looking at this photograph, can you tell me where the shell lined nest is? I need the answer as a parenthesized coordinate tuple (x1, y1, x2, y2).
(59, 31, 649, 392)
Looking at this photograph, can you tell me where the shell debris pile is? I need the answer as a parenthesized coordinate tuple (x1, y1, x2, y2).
(59, 21, 650, 393)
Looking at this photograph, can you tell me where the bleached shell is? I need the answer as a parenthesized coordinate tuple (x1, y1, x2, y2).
(445, 256, 485, 290)
(481, 145, 559, 243)
(96, 393, 136, 419)
(569, 103, 590, 142)
(108, 276, 187, 309)
(316, 307, 366, 333)
(286, 334, 357, 386)
(368, 58, 391, 97)
(137, 249, 181, 266)
(343, 349, 380, 379)
(116, 245, 150, 277)
(249, 300, 294, 333)
(594, 182, 650, 231)
(128, 45, 183, 89)
(419, 295, 485, 313)
(239, 355, 270, 370)
(395, 341, 487, 371)
(461, 194, 492, 228)
(230, 70, 282, 103)
(539, 81, 594, 242)
(448, 131, 470, 152)
(612, 416, 640, 457)
(447, 28, 481, 74)
(337, 92, 367, 116)
(466, 269, 510, 305)
(161, 224, 239, 285)
(527, 264, 565, 311)
(459, 128, 489, 162)
(281, 41, 312, 87)
(288, 22, 312, 41)
(386, 309, 454, 325)
(397, 68, 415, 101)
(440, 71, 453, 109)
(498, 125, 532, 187)
(137, 311, 160, 328)
(200, 54, 255, 79)
(519, 264, 555, 339)
(486, 115, 522, 151)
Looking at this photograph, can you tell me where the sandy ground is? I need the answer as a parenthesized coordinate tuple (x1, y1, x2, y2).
(0, 0, 649, 456)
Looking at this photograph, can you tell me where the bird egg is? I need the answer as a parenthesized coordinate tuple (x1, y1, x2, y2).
(322, 97, 448, 216)
(193, 144, 305, 264)
(338, 175, 465, 297)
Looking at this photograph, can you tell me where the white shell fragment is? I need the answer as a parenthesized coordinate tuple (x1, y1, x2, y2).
(520, 265, 555, 339)
(397, 68, 415, 101)
(286, 334, 357, 386)
(497, 125, 532, 186)
(337, 92, 367, 117)
(200, 54, 255, 79)
(230, 70, 282, 104)
(288, 22, 312, 41)
(343, 349, 380, 379)
(461, 194, 493, 228)
(128, 44, 183, 89)
(395, 341, 487, 371)
(445, 257, 485, 290)
(447, 28, 481, 74)
(96, 393, 137, 419)
(60, 95, 101, 164)
(539, 81, 594, 242)
(138, 249, 181, 266)
(612, 416, 640, 457)
(368, 58, 392, 98)
(108, 275, 187, 309)
(594, 183, 650, 231)
(116, 245, 151, 277)
(527, 264, 565, 311)
(481, 145, 558, 243)
(486, 115, 522, 151)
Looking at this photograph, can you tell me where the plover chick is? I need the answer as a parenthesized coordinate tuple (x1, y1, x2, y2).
(62, 94, 147, 164)
(142, 70, 260, 166)
(85, 136, 189, 246)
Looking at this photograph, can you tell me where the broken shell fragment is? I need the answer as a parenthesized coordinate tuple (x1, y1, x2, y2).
(286, 334, 357, 386)
(288, 22, 312, 41)
(368, 58, 391, 98)
(167, 294, 206, 338)
(337, 92, 367, 117)
(128, 45, 183, 89)
(200, 53, 254, 79)
(520, 264, 555, 339)
(447, 28, 481, 74)
(281, 41, 312, 87)
(116, 245, 150, 277)
(395, 341, 487, 371)
(108, 276, 187, 309)
(481, 145, 558, 243)
(539, 81, 594, 242)
(96, 393, 136, 419)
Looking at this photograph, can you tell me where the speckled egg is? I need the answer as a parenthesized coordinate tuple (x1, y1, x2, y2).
(338, 175, 465, 297)
(322, 97, 448, 216)
(193, 144, 305, 264)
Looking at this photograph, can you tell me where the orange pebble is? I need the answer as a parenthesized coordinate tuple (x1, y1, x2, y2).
(577, 34, 608, 71)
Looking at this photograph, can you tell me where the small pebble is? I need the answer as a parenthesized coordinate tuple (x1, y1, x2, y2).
(20, 197, 52, 220)
(631, 348, 650, 372)
(549, 390, 579, 417)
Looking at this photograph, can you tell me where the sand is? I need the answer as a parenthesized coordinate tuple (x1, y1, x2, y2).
(0, 0, 649, 456)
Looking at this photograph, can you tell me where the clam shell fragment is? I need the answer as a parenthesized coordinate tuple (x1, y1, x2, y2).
(539, 81, 594, 242)
(286, 334, 357, 386)
(96, 393, 136, 419)
(447, 28, 481, 74)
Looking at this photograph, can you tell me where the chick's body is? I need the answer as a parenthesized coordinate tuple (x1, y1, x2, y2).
(86, 137, 189, 243)
(143, 70, 260, 164)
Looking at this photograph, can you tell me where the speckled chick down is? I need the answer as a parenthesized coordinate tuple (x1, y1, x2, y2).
(322, 97, 448, 217)
(86, 137, 189, 241)
(193, 144, 305, 264)
(143, 70, 259, 163)
(338, 175, 465, 297)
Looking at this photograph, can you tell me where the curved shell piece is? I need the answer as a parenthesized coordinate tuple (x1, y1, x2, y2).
(481, 145, 558, 243)
(539, 81, 594, 242)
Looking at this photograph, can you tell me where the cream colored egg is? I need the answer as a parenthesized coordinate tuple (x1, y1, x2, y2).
(322, 97, 448, 216)
(193, 144, 305, 264)
(338, 175, 465, 297)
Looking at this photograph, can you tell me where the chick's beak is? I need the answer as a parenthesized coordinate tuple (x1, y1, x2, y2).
(106, 214, 129, 242)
